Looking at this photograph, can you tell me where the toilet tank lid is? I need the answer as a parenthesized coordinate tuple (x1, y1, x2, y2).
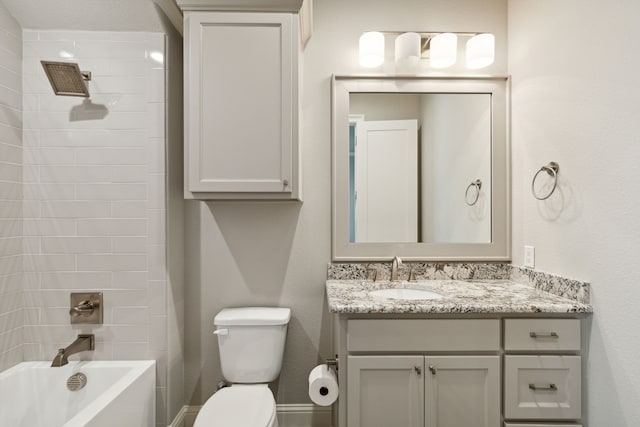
(214, 307, 291, 326)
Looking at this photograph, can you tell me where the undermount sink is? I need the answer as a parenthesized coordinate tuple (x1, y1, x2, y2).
(369, 288, 444, 301)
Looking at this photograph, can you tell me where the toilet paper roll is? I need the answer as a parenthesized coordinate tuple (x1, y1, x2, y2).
(308, 364, 339, 406)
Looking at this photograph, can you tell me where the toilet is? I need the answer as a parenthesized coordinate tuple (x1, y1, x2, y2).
(194, 307, 291, 427)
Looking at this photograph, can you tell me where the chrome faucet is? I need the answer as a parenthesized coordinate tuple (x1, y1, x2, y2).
(390, 256, 403, 281)
(51, 334, 95, 367)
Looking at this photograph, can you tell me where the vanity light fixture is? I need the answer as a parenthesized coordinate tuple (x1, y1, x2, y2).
(359, 31, 385, 68)
(358, 31, 495, 70)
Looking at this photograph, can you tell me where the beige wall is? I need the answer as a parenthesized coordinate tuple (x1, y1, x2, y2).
(509, 0, 640, 424)
(184, 0, 508, 405)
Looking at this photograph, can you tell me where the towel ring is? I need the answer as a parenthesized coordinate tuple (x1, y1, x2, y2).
(465, 179, 482, 206)
(531, 162, 559, 200)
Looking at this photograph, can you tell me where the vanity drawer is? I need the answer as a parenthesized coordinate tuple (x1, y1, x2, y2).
(505, 319, 580, 351)
(347, 319, 500, 352)
(504, 355, 581, 420)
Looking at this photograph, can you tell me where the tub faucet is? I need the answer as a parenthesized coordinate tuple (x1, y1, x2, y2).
(51, 334, 95, 367)
(390, 256, 403, 281)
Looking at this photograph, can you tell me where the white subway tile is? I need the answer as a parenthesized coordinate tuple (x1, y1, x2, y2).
(0, 123, 22, 148)
(24, 147, 75, 165)
(148, 244, 166, 280)
(110, 165, 147, 183)
(112, 237, 147, 254)
(76, 183, 146, 200)
(112, 272, 147, 289)
(23, 236, 41, 255)
(23, 219, 76, 236)
(113, 307, 148, 325)
(148, 281, 167, 316)
(38, 129, 145, 148)
(23, 254, 75, 272)
(0, 200, 22, 218)
(148, 209, 166, 245)
(77, 219, 147, 236)
(39, 271, 112, 290)
(0, 236, 24, 256)
(113, 342, 148, 359)
(0, 181, 21, 200)
(40, 165, 112, 183)
(0, 256, 21, 277)
(76, 148, 147, 165)
(41, 237, 111, 254)
(146, 103, 165, 138)
(24, 183, 75, 200)
(0, 141, 22, 164)
(41, 201, 110, 218)
(0, 219, 21, 238)
(149, 316, 167, 351)
(77, 254, 147, 271)
(23, 200, 41, 219)
(22, 164, 39, 183)
(111, 201, 146, 218)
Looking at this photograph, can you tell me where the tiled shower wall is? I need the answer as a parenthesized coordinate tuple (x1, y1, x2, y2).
(0, 5, 22, 373)
(21, 30, 169, 424)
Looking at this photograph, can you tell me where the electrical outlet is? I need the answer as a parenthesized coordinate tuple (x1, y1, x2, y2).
(524, 246, 535, 268)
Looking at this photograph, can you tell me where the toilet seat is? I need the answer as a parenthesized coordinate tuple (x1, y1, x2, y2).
(193, 384, 277, 427)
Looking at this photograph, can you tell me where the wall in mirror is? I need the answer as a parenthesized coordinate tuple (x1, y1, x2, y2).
(332, 76, 509, 261)
(349, 93, 491, 244)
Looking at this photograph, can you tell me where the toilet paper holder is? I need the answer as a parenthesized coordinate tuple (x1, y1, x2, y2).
(326, 356, 338, 371)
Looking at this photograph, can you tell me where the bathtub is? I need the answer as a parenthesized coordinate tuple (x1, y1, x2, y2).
(0, 360, 155, 427)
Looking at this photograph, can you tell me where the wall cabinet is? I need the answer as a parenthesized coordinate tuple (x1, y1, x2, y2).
(183, 11, 301, 200)
(334, 317, 585, 427)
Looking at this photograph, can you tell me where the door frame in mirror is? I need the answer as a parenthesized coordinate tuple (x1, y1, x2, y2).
(331, 75, 510, 261)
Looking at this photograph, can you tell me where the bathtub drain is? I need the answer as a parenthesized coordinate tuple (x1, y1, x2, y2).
(67, 373, 87, 391)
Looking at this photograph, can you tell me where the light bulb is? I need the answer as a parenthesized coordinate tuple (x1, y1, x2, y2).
(359, 32, 385, 68)
(466, 33, 495, 69)
(430, 33, 457, 69)
(395, 32, 421, 69)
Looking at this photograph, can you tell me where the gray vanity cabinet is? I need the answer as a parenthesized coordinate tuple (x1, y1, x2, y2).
(347, 355, 500, 427)
(341, 319, 501, 427)
(347, 356, 424, 427)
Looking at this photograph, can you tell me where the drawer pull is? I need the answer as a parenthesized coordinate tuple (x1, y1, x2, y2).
(529, 331, 559, 338)
(529, 383, 558, 391)
(429, 365, 436, 375)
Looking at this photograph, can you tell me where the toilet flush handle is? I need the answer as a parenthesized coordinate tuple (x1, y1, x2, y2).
(213, 329, 229, 336)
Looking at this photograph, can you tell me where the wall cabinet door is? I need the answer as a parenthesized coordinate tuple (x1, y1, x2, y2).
(425, 356, 501, 427)
(184, 11, 299, 199)
(347, 355, 424, 427)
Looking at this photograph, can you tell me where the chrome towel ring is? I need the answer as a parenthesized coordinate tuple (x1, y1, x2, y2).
(531, 161, 559, 200)
(465, 179, 482, 206)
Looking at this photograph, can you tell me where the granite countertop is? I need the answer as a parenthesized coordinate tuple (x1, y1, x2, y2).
(326, 279, 593, 314)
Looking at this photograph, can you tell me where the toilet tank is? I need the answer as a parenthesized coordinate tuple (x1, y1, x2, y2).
(214, 307, 291, 383)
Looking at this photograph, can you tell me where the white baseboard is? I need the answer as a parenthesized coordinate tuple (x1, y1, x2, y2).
(170, 404, 332, 427)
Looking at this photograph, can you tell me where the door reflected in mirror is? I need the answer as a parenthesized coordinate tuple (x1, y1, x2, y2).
(348, 93, 491, 244)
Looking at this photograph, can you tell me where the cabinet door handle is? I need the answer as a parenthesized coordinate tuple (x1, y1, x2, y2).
(429, 365, 436, 375)
(529, 331, 559, 338)
(414, 366, 421, 375)
(529, 383, 557, 391)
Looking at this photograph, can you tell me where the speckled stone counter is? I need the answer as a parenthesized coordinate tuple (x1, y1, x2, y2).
(326, 279, 593, 314)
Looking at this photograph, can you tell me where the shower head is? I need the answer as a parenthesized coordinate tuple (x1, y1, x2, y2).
(40, 61, 91, 97)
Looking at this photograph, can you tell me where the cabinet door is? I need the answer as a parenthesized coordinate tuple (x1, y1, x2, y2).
(348, 355, 424, 427)
(185, 12, 296, 196)
(425, 356, 500, 427)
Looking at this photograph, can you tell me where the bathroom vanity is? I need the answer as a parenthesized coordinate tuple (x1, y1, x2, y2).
(326, 278, 591, 427)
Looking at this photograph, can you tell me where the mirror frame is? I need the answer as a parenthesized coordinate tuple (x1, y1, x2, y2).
(331, 75, 510, 261)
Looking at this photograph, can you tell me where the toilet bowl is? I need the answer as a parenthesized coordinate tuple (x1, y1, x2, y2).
(193, 307, 291, 427)
(193, 385, 277, 427)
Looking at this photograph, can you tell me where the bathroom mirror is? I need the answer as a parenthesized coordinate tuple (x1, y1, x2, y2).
(332, 76, 510, 261)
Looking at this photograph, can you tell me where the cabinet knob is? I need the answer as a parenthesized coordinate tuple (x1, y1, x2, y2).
(429, 365, 436, 375)
(283, 179, 289, 187)
(414, 366, 421, 375)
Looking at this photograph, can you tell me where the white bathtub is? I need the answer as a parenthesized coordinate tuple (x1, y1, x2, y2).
(0, 360, 155, 427)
